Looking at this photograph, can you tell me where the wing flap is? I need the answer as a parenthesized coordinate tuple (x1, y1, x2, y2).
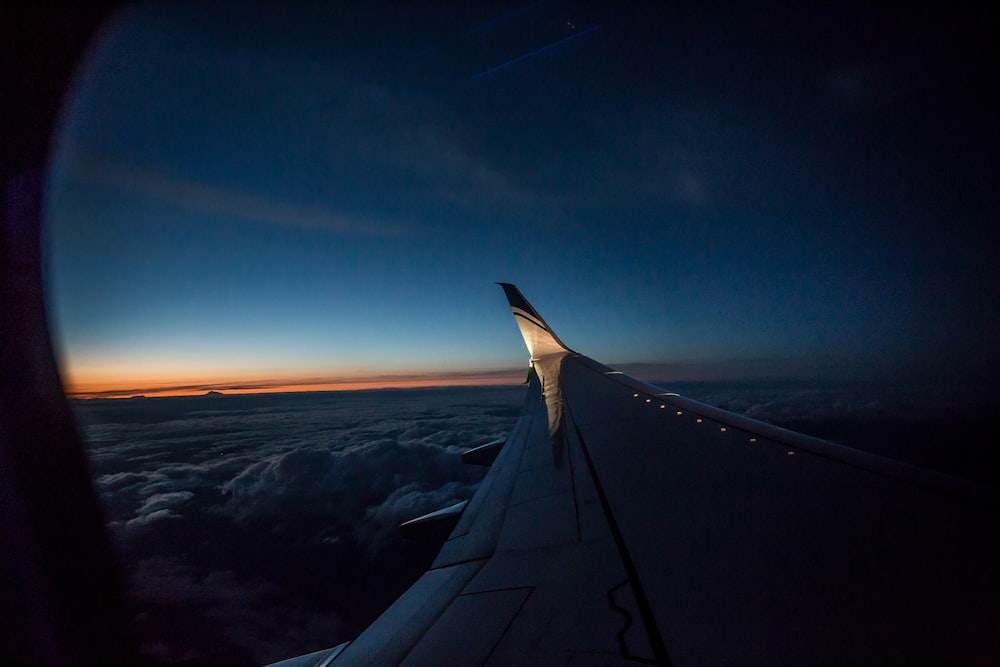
(397, 588, 531, 666)
(399, 501, 468, 544)
(461, 436, 506, 466)
(329, 561, 484, 665)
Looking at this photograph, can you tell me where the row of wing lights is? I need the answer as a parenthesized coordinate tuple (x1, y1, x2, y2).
(614, 378, 798, 456)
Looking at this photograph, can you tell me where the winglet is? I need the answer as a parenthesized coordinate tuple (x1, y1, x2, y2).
(497, 283, 572, 360)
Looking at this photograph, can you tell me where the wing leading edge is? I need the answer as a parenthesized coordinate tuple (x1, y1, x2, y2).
(270, 285, 1000, 667)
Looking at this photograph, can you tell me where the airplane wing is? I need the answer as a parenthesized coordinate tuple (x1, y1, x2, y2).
(269, 283, 1000, 666)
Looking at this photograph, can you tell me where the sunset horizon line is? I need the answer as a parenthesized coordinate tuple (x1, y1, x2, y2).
(61, 354, 897, 400)
(61, 367, 530, 400)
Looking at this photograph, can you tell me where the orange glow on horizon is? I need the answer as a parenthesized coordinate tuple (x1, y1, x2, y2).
(62, 368, 527, 399)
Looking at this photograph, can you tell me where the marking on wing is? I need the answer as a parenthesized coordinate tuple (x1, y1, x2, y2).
(607, 581, 634, 659)
(511, 307, 549, 332)
(607, 580, 658, 665)
(570, 415, 674, 666)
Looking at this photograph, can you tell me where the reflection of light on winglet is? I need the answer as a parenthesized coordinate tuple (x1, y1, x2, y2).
(536, 353, 567, 442)
(498, 284, 571, 442)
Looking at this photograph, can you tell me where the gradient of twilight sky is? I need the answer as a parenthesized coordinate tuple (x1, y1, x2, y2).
(43, 2, 998, 397)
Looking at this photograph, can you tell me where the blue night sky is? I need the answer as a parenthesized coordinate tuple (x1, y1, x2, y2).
(43, 2, 998, 396)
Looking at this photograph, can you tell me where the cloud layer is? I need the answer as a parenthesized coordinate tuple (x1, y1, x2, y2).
(78, 386, 523, 664)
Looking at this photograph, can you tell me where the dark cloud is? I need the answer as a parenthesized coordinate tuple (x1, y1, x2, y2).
(359, 480, 478, 559)
(219, 437, 479, 530)
(128, 556, 352, 665)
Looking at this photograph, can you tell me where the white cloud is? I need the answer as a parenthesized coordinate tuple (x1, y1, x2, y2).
(125, 508, 182, 528)
(137, 491, 194, 516)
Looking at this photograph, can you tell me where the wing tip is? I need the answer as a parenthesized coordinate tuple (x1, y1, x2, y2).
(496, 282, 572, 357)
(496, 282, 541, 319)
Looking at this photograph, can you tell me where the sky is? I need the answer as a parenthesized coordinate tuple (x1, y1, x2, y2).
(43, 1, 999, 398)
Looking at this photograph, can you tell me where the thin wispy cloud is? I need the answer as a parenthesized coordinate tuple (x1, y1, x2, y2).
(67, 152, 410, 237)
(341, 84, 565, 224)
